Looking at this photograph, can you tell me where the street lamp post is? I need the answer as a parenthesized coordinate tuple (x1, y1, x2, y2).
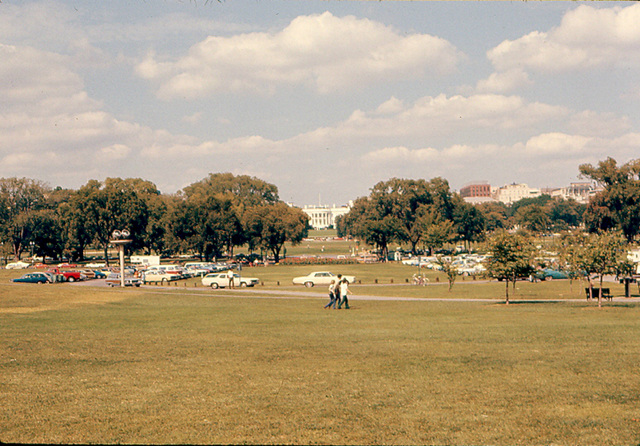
(110, 229, 132, 288)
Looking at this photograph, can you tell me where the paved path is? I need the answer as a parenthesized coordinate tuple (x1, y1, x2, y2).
(73, 280, 640, 303)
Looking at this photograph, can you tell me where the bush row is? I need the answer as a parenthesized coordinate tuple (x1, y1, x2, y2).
(279, 257, 359, 266)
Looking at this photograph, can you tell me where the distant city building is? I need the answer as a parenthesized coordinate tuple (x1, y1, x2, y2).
(458, 180, 601, 206)
(543, 182, 601, 204)
(494, 183, 541, 205)
(301, 203, 352, 229)
(460, 181, 491, 199)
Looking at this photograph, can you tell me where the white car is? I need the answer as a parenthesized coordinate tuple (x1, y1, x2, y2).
(6, 261, 31, 269)
(292, 271, 356, 288)
(457, 264, 487, 276)
(143, 270, 182, 283)
(201, 272, 259, 289)
(105, 274, 142, 287)
(184, 264, 216, 277)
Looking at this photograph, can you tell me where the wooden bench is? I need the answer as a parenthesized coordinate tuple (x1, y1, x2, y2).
(585, 287, 612, 301)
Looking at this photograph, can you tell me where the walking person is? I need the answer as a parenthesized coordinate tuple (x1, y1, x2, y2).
(333, 274, 342, 309)
(337, 277, 352, 309)
(324, 280, 337, 309)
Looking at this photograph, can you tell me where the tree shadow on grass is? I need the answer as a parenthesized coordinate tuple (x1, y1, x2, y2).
(505, 300, 568, 305)
(499, 300, 640, 308)
(604, 302, 640, 308)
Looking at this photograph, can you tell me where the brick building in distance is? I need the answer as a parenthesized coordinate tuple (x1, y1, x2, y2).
(459, 181, 494, 204)
(460, 181, 491, 199)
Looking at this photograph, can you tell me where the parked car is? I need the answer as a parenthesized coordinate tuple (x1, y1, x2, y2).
(93, 270, 107, 279)
(201, 272, 259, 289)
(47, 268, 85, 282)
(78, 269, 97, 279)
(149, 264, 189, 279)
(6, 261, 30, 269)
(292, 271, 356, 288)
(457, 263, 487, 276)
(105, 273, 142, 287)
(535, 268, 569, 281)
(142, 270, 182, 283)
(184, 263, 216, 277)
(12, 272, 53, 284)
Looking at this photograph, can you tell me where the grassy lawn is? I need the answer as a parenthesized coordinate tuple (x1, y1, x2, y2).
(1, 269, 640, 444)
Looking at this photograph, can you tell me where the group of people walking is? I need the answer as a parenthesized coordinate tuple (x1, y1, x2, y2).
(324, 274, 352, 309)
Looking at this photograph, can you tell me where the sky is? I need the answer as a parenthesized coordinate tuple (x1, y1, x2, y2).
(2, 1, 640, 207)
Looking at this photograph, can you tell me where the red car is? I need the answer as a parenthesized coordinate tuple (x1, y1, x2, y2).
(47, 268, 84, 282)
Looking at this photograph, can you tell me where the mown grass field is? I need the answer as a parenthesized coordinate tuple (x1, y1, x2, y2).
(1, 266, 640, 445)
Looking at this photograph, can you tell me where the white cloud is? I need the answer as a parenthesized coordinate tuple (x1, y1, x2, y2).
(363, 143, 501, 165)
(475, 69, 532, 94)
(136, 11, 463, 98)
(567, 110, 631, 137)
(100, 144, 131, 160)
(488, 4, 640, 74)
(313, 93, 568, 144)
(524, 133, 592, 156)
(0, 44, 83, 107)
(0, 2, 77, 47)
(375, 97, 404, 115)
(363, 146, 439, 163)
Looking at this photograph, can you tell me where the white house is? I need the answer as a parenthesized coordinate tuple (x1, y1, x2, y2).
(301, 203, 351, 229)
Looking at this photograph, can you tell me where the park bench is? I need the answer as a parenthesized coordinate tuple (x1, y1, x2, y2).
(585, 287, 612, 301)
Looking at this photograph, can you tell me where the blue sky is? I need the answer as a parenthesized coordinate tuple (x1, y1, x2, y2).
(1, 1, 639, 206)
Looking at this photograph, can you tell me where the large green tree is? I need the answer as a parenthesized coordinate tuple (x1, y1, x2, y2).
(29, 209, 64, 261)
(453, 200, 486, 249)
(341, 195, 401, 261)
(477, 201, 510, 231)
(514, 204, 551, 233)
(0, 177, 49, 260)
(75, 178, 152, 264)
(182, 173, 279, 209)
(563, 230, 632, 307)
(172, 195, 242, 261)
(580, 157, 640, 242)
(342, 177, 459, 258)
(243, 203, 308, 263)
(486, 230, 537, 304)
(177, 173, 280, 258)
(548, 198, 585, 231)
(418, 205, 455, 255)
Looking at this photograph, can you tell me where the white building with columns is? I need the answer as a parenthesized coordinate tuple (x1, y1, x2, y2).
(301, 203, 352, 229)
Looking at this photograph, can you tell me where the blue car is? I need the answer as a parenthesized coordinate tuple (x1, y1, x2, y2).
(536, 268, 569, 281)
(12, 272, 52, 284)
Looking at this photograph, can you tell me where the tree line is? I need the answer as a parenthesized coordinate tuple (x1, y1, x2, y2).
(1, 157, 638, 267)
(337, 157, 640, 260)
(338, 178, 588, 259)
(0, 173, 308, 264)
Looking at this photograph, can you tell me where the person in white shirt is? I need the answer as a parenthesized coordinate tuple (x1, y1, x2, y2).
(226, 268, 235, 289)
(337, 278, 352, 309)
(324, 280, 337, 309)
